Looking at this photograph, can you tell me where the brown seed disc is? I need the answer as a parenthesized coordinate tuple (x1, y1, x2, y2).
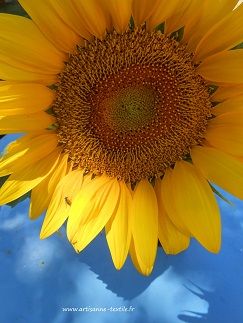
(54, 28, 211, 182)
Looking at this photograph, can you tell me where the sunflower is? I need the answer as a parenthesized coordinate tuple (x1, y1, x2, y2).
(0, 0, 243, 276)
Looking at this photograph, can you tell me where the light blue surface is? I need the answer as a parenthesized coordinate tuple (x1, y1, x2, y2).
(1, 135, 243, 323)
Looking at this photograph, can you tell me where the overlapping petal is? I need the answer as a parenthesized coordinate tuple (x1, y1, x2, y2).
(197, 50, 243, 85)
(0, 133, 58, 176)
(155, 179, 190, 254)
(0, 60, 59, 85)
(71, 0, 110, 39)
(183, 0, 238, 54)
(0, 147, 62, 205)
(132, 0, 160, 27)
(129, 238, 151, 276)
(163, 0, 198, 35)
(168, 161, 221, 253)
(30, 153, 69, 219)
(0, 83, 56, 115)
(191, 146, 243, 200)
(104, 0, 131, 34)
(194, 2, 243, 61)
(0, 112, 55, 134)
(18, 0, 83, 53)
(67, 176, 120, 252)
(161, 167, 191, 236)
(212, 95, 243, 115)
(40, 168, 84, 239)
(0, 14, 66, 74)
(209, 111, 243, 125)
(211, 85, 243, 102)
(204, 124, 243, 156)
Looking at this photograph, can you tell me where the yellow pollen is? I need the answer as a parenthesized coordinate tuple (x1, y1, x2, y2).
(54, 28, 212, 182)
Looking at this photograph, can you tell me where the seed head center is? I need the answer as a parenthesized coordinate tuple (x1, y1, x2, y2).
(54, 28, 211, 182)
(104, 85, 156, 132)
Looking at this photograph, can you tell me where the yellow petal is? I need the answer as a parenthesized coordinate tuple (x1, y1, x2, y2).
(197, 50, 243, 85)
(129, 237, 152, 276)
(30, 153, 69, 219)
(0, 147, 61, 205)
(204, 124, 243, 155)
(211, 84, 243, 102)
(191, 145, 243, 200)
(0, 83, 55, 115)
(161, 167, 191, 236)
(0, 112, 55, 134)
(103, 0, 131, 34)
(18, 0, 82, 53)
(172, 161, 221, 253)
(2, 130, 52, 154)
(212, 95, 243, 115)
(40, 168, 84, 239)
(209, 111, 243, 125)
(68, 176, 120, 252)
(132, 0, 160, 27)
(0, 81, 12, 87)
(71, 0, 110, 39)
(0, 133, 58, 176)
(154, 179, 190, 254)
(57, 0, 93, 41)
(163, 0, 198, 35)
(131, 179, 158, 274)
(0, 14, 66, 74)
(0, 60, 58, 85)
(194, 3, 243, 62)
(184, 0, 238, 54)
(106, 181, 132, 269)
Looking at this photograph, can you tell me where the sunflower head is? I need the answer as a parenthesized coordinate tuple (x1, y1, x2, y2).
(1, 0, 243, 275)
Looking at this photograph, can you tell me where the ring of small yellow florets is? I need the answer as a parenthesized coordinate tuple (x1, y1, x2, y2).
(54, 27, 212, 183)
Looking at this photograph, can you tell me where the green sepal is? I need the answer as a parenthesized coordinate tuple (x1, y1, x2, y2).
(208, 85, 218, 96)
(0, 0, 29, 17)
(48, 84, 58, 91)
(130, 16, 135, 30)
(231, 42, 243, 50)
(45, 106, 55, 115)
(46, 123, 58, 131)
(170, 26, 184, 42)
(0, 175, 9, 188)
(155, 22, 164, 33)
(209, 183, 234, 209)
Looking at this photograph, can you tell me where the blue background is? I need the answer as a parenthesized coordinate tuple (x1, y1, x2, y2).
(1, 134, 243, 323)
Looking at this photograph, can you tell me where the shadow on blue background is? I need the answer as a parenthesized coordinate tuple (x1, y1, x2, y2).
(1, 135, 243, 323)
